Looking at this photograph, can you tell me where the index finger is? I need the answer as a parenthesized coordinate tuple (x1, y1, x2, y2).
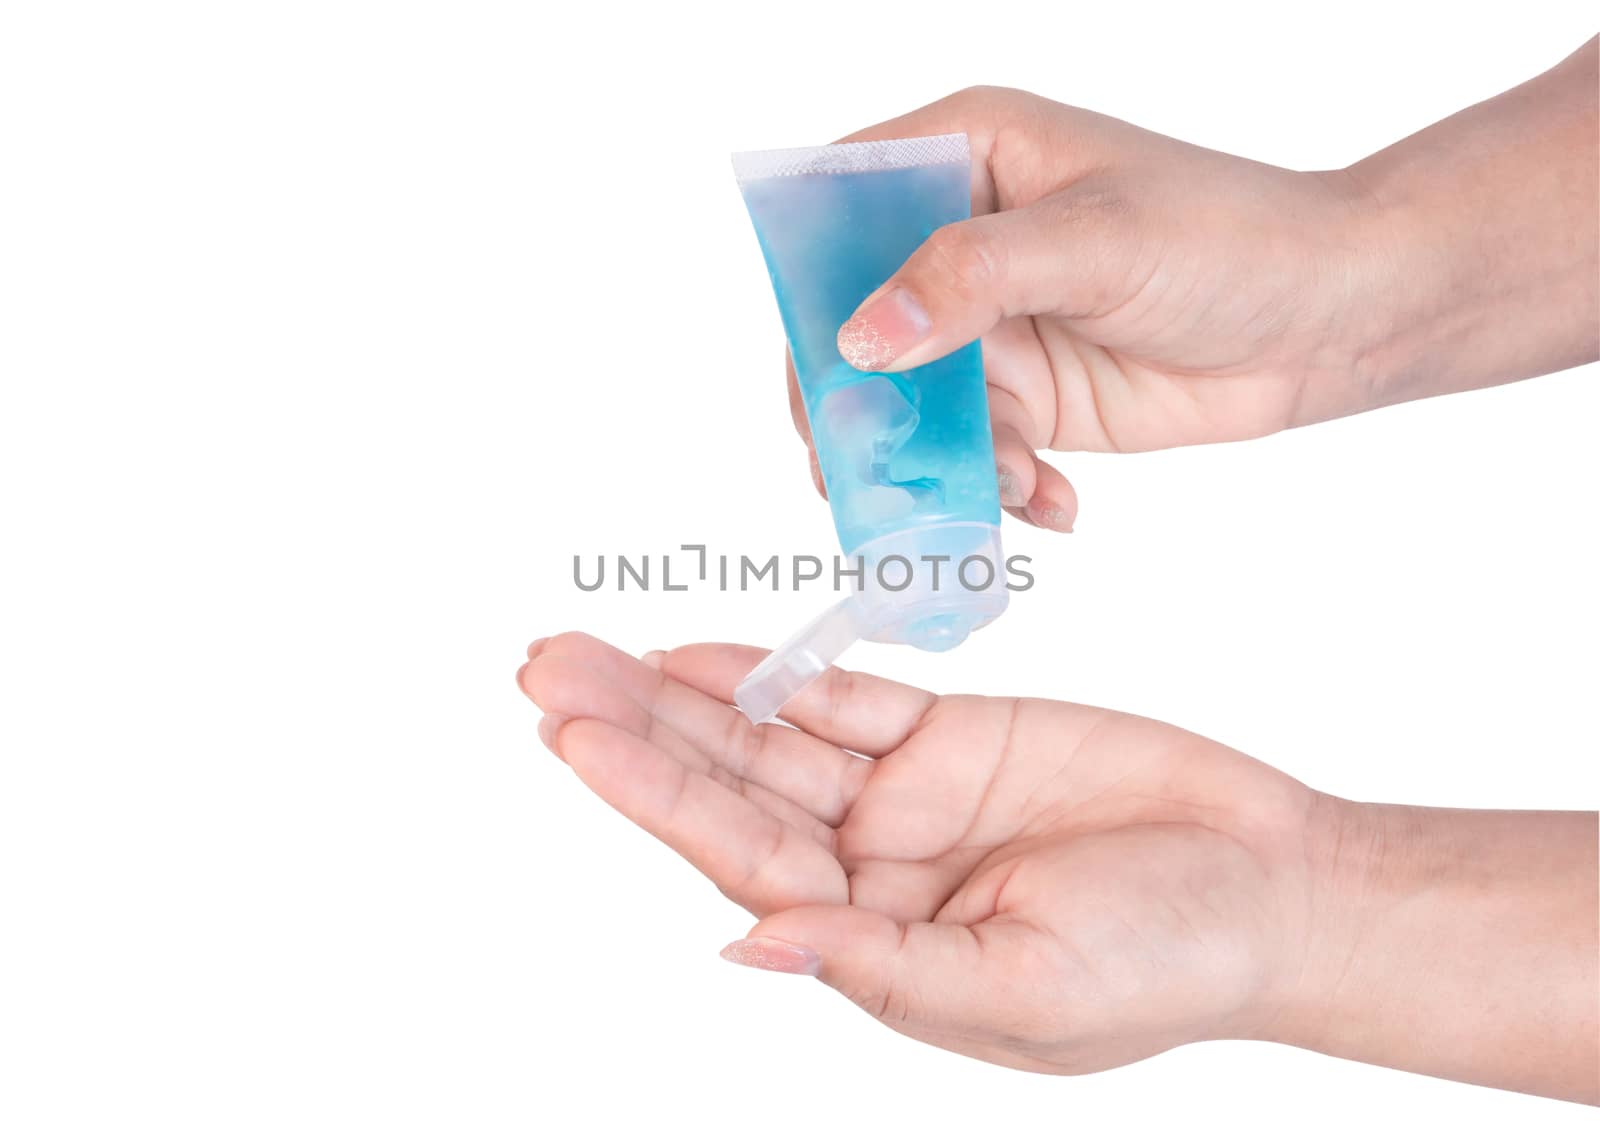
(832, 87, 1024, 216)
(786, 349, 827, 499)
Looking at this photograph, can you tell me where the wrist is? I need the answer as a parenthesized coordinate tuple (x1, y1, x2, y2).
(1300, 165, 1434, 420)
(1251, 793, 1600, 1101)
(1279, 167, 1415, 427)
(1328, 159, 1472, 415)
(1240, 790, 1378, 1051)
(1251, 791, 1396, 1052)
(1322, 40, 1599, 411)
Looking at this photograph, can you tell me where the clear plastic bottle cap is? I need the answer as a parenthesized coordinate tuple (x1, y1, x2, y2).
(734, 522, 1007, 724)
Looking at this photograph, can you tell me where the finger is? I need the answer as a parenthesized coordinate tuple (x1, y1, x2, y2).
(786, 349, 810, 444)
(522, 653, 836, 846)
(832, 87, 1046, 215)
(980, 384, 1077, 531)
(807, 446, 826, 499)
(525, 631, 667, 713)
(655, 643, 936, 759)
(721, 905, 1043, 1038)
(787, 348, 827, 498)
(994, 444, 1077, 533)
(529, 632, 867, 826)
(1022, 456, 1077, 533)
(992, 435, 1031, 508)
(835, 187, 1134, 375)
(551, 718, 846, 917)
(987, 385, 1041, 509)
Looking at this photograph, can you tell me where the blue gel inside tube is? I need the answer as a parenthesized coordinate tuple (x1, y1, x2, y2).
(728, 134, 1008, 723)
(734, 138, 1001, 554)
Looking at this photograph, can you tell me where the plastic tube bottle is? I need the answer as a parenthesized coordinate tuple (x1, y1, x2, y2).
(730, 133, 1007, 723)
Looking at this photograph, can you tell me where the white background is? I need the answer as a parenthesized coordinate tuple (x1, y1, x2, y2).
(2, 1, 1596, 1132)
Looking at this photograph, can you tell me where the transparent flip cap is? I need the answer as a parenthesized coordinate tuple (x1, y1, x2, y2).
(734, 522, 1008, 724)
(734, 596, 868, 725)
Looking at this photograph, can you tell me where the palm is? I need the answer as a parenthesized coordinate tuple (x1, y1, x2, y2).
(522, 633, 1314, 1071)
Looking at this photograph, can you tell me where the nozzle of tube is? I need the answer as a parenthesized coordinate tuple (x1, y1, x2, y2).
(733, 522, 1008, 724)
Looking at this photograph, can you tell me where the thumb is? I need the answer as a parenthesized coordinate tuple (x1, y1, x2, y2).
(720, 905, 1010, 1031)
(836, 189, 1128, 374)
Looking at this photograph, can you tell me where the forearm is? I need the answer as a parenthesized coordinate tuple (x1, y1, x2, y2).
(1272, 797, 1599, 1102)
(1344, 37, 1598, 408)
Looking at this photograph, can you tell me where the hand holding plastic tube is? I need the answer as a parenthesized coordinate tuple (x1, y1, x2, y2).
(520, 633, 1599, 1103)
(778, 40, 1599, 532)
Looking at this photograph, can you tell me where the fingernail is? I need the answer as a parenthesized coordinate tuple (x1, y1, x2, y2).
(995, 463, 1024, 507)
(537, 714, 570, 754)
(719, 937, 821, 976)
(641, 650, 665, 669)
(1035, 502, 1075, 533)
(837, 287, 930, 372)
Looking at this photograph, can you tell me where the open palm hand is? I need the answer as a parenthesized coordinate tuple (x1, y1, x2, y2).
(519, 633, 1320, 1073)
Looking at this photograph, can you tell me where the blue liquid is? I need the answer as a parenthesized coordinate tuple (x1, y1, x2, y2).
(739, 162, 1000, 554)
